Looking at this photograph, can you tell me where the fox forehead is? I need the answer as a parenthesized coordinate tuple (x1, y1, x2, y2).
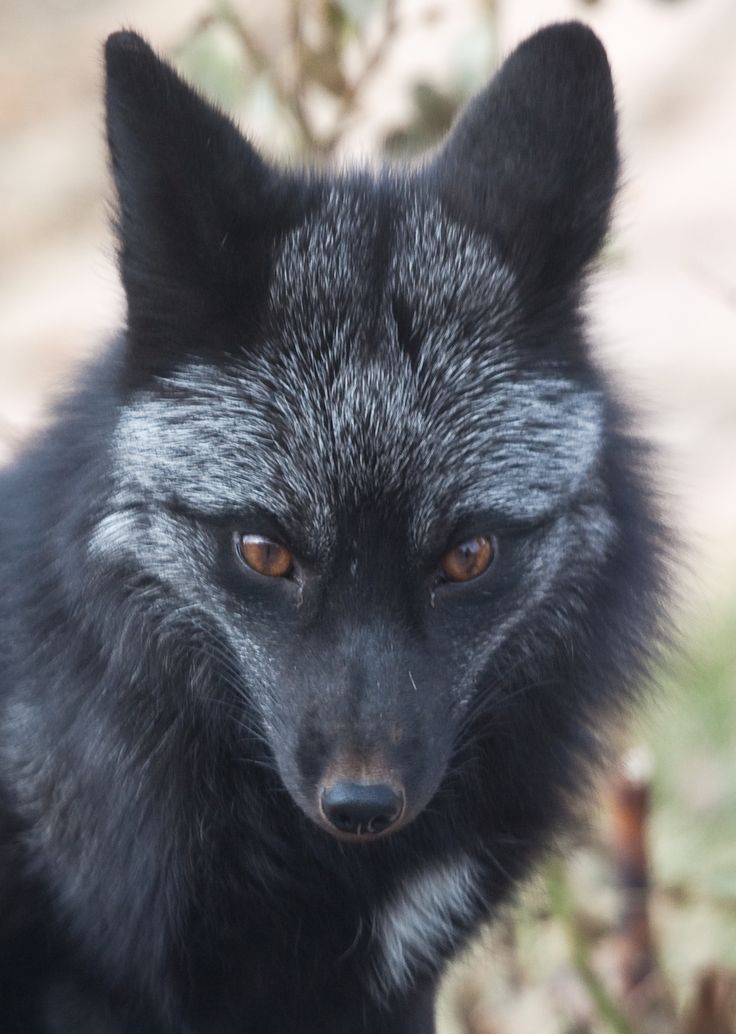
(112, 363, 604, 552)
(111, 188, 604, 544)
(269, 187, 515, 342)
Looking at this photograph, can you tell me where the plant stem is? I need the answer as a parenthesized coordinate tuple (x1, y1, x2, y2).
(547, 859, 644, 1034)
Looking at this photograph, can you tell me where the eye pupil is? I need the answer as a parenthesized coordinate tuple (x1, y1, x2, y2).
(441, 535, 495, 583)
(237, 535, 293, 578)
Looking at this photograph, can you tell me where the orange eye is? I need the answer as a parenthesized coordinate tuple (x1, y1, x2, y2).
(440, 535, 495, 583)
(236, 535, 294, 578)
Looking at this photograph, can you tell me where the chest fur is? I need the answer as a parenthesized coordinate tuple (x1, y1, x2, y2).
(370, 856, 481, 998)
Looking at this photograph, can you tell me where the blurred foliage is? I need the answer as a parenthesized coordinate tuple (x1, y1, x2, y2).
(651, 609, 736, 901)
(172, 0, 688, 160)
(174, 0, 497, 158)
(383, 81, 459, 157)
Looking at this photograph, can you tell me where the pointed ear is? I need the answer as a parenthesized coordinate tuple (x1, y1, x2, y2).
(105, 32, 295, 368)
(429, 22, 619, 299)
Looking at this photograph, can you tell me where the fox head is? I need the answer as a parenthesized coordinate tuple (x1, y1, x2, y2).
(95, 26, 646, 842)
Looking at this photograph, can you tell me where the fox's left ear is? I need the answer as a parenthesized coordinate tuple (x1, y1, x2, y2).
(105, 32, 301, 370)
(429, 22, 618, 299)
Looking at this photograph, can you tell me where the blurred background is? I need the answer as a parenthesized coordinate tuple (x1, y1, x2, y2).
(1, 1, 735, 1030)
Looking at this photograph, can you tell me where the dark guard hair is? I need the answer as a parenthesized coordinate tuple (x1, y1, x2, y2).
(0, 22, 668, 1034)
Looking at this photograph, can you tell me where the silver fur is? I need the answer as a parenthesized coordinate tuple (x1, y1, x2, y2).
(370, 855, 481, 998)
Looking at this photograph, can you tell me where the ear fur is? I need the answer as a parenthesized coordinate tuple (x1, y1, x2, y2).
(104, 32, 299, 370)
(429, 22, 619, 301)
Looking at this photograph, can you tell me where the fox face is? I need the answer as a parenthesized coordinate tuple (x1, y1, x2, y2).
(96, 27, 630, 842)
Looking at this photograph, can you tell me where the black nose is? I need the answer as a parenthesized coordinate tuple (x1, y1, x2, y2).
(320, 782, 404, 837)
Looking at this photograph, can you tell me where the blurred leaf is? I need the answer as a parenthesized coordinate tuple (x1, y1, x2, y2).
(175, 21, 247, 112)
(451, 21, 497, 93)
(336, 0, 378, 29)
(383, 81, 460, 157)
(646, 608, 736, 897)
(246, 73, 280, 123)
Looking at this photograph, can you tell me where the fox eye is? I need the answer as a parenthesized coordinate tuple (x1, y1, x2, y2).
(440, 535, 495, 583)
(235, 535, 294, 578)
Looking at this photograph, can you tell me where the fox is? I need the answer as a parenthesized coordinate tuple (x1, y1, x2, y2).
(0, 21, 667, 1034)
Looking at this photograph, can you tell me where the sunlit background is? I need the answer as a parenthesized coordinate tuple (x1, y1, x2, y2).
(1, 1, 735, 1031)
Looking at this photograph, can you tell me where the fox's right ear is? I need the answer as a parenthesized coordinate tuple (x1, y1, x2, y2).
(105, 32, 299, 372)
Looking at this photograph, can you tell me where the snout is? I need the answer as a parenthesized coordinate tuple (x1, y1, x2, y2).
(274, 671, 455, 842)
(320, 781, 405, 838)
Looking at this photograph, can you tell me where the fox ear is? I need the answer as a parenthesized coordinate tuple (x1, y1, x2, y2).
(105, 32, 292, 367)
(429, 22, 618, 300)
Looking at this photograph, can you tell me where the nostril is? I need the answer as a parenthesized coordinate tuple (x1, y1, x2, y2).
(320, 782, 404, 837)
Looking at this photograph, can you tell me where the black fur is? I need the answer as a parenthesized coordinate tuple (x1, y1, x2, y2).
(0, 24, 667, 1033)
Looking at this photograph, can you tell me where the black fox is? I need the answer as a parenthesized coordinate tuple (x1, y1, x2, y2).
(0, 22, 666, 1033)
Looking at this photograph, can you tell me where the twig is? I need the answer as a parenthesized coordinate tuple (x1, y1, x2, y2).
(180, 1, 401, 155)
(547, 859, 644, 1034)
(320, 0, 400, 152)
(286, 0, 323, 151)
(680, 966, 736, 1034)
(609, 748, 657, 993)
(344, 0, 399, 108)
(657, 884, 736, 917)
(179, 3, 322, 150)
